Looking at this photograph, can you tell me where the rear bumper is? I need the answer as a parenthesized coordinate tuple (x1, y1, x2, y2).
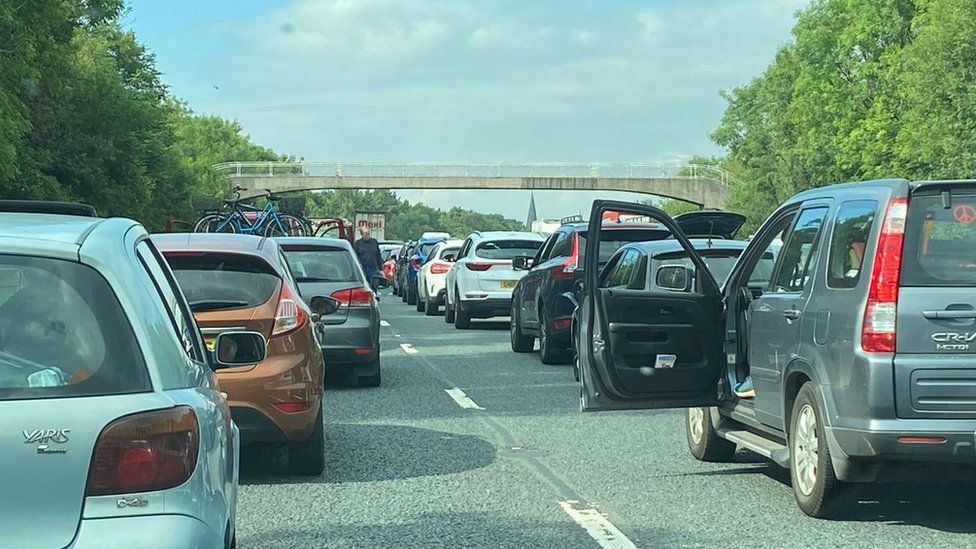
(460, 297, 512, 318)
(70, 514, 222, 548)
(317, 315, 379, 366)
(829, 423, 976, 462)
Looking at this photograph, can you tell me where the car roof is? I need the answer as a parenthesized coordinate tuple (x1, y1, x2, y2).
(275, 236, 353, 251)
(475, 231, 545, 240)
(789, 178, 908, 203)
(0, 213, 107, 247)
(620, 238, 748, 256)
(152, 232, 282, 263)
(435, 239, 465, 248)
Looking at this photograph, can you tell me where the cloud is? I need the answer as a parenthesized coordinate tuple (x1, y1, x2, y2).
(636, 11, 663, 35)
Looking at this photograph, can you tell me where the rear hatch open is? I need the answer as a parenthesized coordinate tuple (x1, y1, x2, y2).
(0, 255, 153, 547)
(896, 182, 976, 418)
(164, 251, 281, 371)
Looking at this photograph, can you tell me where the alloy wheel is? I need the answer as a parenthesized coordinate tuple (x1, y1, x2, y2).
(688, 407, 705, 445)
(792, 403, 819, 497)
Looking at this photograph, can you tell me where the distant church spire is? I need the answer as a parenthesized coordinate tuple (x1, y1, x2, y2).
(525, 192, 538, 229)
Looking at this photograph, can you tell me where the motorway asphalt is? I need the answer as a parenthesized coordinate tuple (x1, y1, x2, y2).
(236, 294, 976, 549)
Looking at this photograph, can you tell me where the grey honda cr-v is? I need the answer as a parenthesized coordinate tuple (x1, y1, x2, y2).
(576, 180, 976, 517)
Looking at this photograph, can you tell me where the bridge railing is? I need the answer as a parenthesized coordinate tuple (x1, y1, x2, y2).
(213, 162, 740, 187)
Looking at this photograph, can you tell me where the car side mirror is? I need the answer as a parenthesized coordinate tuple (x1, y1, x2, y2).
(512, 256, 534, 271)
(370, 275, 390, 290)
(656, 265, 692, 291)
(212, 331, 267, 369)
(310, 295, 342, 315)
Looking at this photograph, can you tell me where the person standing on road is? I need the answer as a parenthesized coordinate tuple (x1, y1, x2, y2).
(354, 226, 384, 293)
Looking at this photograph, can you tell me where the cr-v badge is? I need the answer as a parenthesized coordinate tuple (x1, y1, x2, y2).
(932, 332, 976, 351)
(23, 429, 70, 454)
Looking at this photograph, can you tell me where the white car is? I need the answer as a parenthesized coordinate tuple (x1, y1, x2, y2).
(417, 239, 464, 315)
(445, 231, 545, 329)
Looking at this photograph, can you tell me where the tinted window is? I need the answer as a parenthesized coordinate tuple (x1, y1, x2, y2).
(772, 208, 828, 293)
(419, 242, 439, 257)
(653, 248, 766, 287)
(579, 228, 669, 265)
(902, 193, 976, 286)
(476, 240, 543, 260)
(165, 252, 281, 312)
(283, 247, 360, 282)
(440, 246, 461, 261)
(550, 232, 572, 258)
(604, 249, 640, 287)
(0, 255, 149, 401)
(827, 201, 877, 289)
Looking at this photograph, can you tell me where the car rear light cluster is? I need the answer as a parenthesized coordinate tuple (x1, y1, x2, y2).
(430, 262, 451, 275)
(273, 282, 306, 337)
(331, 286, 374, 307)
(554, 234, 579, 281)
(86, 406, 199, 496)
(273, 401, 311, 414)
(861, 197, 907, 353)
(465, 262, 495, 272)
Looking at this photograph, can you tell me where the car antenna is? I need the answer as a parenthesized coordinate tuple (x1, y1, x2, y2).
(707, 220, 715, 248)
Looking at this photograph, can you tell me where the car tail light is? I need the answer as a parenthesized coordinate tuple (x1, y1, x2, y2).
(861, 197, 907, 353)
(86, 406, 199, 496)
(430, 262, 451, 275)
(274, 401, 311, 414)
(273, 282, 306, 337)
(465, 262, 494, 272)
(554, 234, 579, 281)
(331, 286, 374, 307)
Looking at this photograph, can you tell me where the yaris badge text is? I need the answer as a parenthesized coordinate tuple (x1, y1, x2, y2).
(23, 429, 70, 454)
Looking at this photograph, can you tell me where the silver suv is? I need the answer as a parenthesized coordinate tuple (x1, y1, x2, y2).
(577, 180, 976, 517)
(0, 202, 264, 547)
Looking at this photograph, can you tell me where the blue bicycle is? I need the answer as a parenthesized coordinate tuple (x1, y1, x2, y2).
(193, 188, 310, 236)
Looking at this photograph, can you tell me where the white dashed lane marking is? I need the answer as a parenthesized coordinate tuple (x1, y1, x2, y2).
(559, 501, 638, 549)
(445, 388, 485, 410)
(399, 343, 418, 354)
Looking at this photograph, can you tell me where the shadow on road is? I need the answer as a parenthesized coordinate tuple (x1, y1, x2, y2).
(240, 423, 496, 485)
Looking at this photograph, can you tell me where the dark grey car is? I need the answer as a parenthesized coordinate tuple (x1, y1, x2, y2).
(278, 237, 382, 387)
(577, 180, 976, 518)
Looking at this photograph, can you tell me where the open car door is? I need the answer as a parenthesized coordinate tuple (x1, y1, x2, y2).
(579, 200, 725, 411)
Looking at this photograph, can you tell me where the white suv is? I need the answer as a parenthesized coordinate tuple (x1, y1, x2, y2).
(417, 239, 463, 315)
(445, 231, 545, 329)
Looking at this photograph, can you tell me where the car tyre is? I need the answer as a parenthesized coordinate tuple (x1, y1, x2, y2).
(416, 293, 426, 312)
(510, 305, 534, 352)
(407, 285, 417, 305)
(401, 284, 408, 302)
(454, 298, 471, 329)
(356, 361, 382, 388)
(539, 309, 567, 364)
(444, 296, 456, 323)
(685, 407, 736, 462)
(425, 295, 438, 316)
(790, 382, 842, 518)
(287, 405, 325, 476)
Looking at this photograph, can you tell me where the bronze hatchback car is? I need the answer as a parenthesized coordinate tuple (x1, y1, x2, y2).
(153, 233, 337, 475)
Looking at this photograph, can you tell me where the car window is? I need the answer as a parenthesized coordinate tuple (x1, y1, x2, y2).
(475, 239, 542, 260)
(283, 247, 360, 282)
(902, 192, 976, 286)
(440, 246, 461, 261)
(137, 242, 206, 363)
(653, 248, 751, 286)
(604, 249, 640, 287)
(457, 239, 471, 259)
(164, 252, 282, 312)
(549, 231, 572, 258)
(0, 255, 150, 401)
(771, 207, 829, 293)
(579, 228, 669, 265)
(827, 200, 877, 289)
(534, 233, 558, 263)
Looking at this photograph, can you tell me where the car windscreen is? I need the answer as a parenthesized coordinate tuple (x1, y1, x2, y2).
(653, 248, 773, 285)
(579, 229, 670, 264)
(475, 240, 542, 260)
(164, 252, 281, 312)
(0, 255, 149, 401)
(902, 192, 976, 286)
(282, 247, 360, 283)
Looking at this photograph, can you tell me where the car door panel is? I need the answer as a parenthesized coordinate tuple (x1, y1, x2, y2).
(580, 200, 724, 411)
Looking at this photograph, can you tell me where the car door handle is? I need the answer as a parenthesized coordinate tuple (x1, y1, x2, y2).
(783, 309, 801, 320)
(923, 310, 976, 320)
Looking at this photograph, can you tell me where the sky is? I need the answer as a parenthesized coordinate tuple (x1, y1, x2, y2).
(124, 0, 807, 221)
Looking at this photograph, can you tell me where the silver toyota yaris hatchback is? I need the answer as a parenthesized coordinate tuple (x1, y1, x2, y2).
(0, 202, 262, 548)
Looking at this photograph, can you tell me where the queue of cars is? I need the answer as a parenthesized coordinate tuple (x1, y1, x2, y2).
(0, 201, 392, 547)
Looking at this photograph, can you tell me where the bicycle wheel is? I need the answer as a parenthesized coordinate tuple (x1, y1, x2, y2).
(193, 214, 238, 233)
(264, 214, 308, 237)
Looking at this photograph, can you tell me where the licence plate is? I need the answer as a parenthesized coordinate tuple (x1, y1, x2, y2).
(500, 280, 517, 289)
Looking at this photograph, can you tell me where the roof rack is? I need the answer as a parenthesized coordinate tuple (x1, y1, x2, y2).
(0, 200, 98, 217)
(560, 214, 584, 225)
